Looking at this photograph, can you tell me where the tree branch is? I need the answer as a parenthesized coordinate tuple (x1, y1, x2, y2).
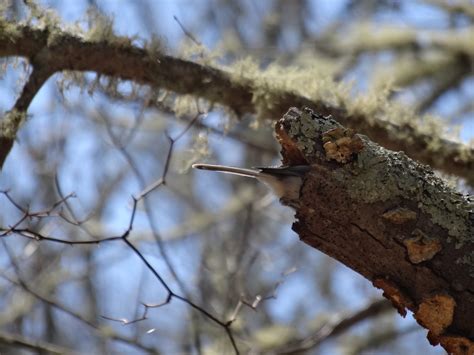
(0, 330, 71, 355)
(276, 107, 474, 354)
(0, 20, 472, 182)
(276, 299, 393, 353)
(0, 63, 52, 170)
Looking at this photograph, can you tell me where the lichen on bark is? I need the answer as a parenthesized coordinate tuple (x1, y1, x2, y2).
(275, 107, 474, 351)
(278, 107, 473, 247)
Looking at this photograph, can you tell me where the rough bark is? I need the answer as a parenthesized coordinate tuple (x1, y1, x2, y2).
(276, 107, 474, 354)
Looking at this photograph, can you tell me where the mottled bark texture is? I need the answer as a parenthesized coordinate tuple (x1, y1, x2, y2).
(276, 107, 474, 354)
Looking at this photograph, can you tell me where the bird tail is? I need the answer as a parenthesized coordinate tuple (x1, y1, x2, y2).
(192, 163, 259, 178)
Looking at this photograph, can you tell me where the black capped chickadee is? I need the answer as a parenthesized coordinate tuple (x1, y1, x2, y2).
(192, 163, 310, 207)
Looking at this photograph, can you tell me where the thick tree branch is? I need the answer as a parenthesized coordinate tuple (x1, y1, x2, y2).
(276, 107, 474, 354)
(0, 20, 473, 182)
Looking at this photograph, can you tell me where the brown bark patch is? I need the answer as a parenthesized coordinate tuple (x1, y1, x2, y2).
(415, 294, 455, 337)
(404, 229, 442, 264)
(382, 207, 417, 224)
(373, 278, 414, 317)
(439, 335, 474, 355)
(274, 110, 308, 165)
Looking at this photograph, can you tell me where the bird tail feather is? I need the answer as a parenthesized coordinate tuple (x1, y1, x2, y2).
(192, 164, 259, 178)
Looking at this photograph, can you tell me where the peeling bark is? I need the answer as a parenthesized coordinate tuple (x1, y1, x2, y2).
(276, 107, 474, 354)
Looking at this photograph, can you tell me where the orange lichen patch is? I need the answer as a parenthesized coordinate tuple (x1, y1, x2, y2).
(322, 127, 364, 163)
(382, 207, 417, 224)
(373, 278, 414, 317)
(439, 335, 474, 355)
(404, 229, 442, 264)
(275, 118, 307, 165)
(415, 294, 455, 337)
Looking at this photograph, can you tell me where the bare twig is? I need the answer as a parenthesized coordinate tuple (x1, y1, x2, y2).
(1, 240, 159, 353)
(227, 267, 297, 325)
(1, 179, 241, 354)
(173, 15, 202, 46)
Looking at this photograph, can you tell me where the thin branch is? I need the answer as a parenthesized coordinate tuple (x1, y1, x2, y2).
(416, 55, 470, 113)
(227, 267, 296, 325)
(1, 182, 241, 354)
(124, 234, 238, 351)
(276, 299, 393, 354)
(173, 15, 202, 46)
(1, 227, 123, 244)
(351, 324, 421, 354)
(0, 189, 79, 236)
(1, 241, 159, 353)
(101, 300, 169, 325)
(90, 86, 277, 154)
(100, 106, 195, 294)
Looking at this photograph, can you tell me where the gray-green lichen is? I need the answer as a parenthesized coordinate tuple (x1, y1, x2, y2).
(286, 108, 320, 154)
(284, 107, 340, 156)
(0, 110, 26, 138)
(284, 108, 473, 248)
(336, 137, 474, 247)
(340, 135, 473, 247)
